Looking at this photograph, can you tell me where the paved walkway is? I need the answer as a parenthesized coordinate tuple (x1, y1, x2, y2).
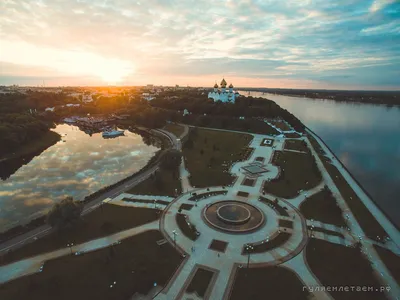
(0, 221, 158, 284)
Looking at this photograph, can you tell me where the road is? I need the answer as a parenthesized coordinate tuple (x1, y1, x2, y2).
(0, 128, 181, 254)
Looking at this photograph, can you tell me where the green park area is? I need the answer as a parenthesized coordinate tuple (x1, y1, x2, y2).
(306, 239, 387, 300)
(1, 205, 160, 266)
(284, 139, 309, 152)
(183, 128, 253, 187)
(268, 119, 292, 131)
(229, 266, 309, 300)
(263, 151, 321, 198)
(127, 168, 182, 197)
(373, 245, 400, 286)
(0, 230, 183, 300)
(163, 123, 185, 138)
(307, 134, 388, 241)
(186, 268, 215, 297)
(300, 187, 347, 227)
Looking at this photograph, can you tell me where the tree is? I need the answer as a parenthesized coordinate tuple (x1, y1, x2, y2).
(160, 149, 182, 170)
(46, 197, 83, 229)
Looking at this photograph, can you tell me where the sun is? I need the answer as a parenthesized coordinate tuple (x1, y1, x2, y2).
(93, 59, 135, 84)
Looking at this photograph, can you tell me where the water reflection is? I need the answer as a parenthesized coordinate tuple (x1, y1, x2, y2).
(0, 124, 159, 231)
(241, 91, 400, 227)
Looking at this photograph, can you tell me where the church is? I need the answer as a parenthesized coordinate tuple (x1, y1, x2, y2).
(208, 78, 239, 103)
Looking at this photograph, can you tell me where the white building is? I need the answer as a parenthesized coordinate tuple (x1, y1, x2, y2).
(208, 79, 239, 103)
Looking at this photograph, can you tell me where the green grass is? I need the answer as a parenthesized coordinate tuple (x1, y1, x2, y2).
(306, 239, 386, 300)
(1, 205, 160, 266)
(284, 139, 309, 152)
(127, 168, 181, 197)
(163, 123, 185, 138)
(307, 134, 388, 241)
(0, 230, 183, 300)
(263, 151, 322, 198)
(300, 188, 347, 227)
(268, 120, 292, 131)
(373, 245, 400, 287)
(229, 266, 309, 300)
(186, 268, 214, 297)
(184, 128, 253, 187)
(259, 197, 290, 217)
(0, 130, 60, 160)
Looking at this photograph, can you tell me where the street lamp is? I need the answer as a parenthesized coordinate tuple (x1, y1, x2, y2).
(67, 243, 74, 255)
(245, 244, 254, 268)
(172, 230, 178, 249)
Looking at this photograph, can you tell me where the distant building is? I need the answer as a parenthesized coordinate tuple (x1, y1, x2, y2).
(142, 93, 155, 101)
(208, 79, 239, 103)
(45, 107, 55, 112)
(183, 109, 190, 116)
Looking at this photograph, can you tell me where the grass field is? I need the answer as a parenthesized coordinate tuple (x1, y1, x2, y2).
(306, 239, 386, 300)
(307, 134, 388, 241)
(163, 123, 185, 138)
(0, 230, 183, 300)
(284, 139, 309, 152)
(300, 188, 347, 227)
(1, 205, 160, 266)
(373, 245, 400, 286)
(127, 168, 181, 197)
(229, 266, 309, 300)
(186, 268, 214, 297)
(263, 151, 321, 198)
(268, 120, 292, 131)
(184, 128, 253, 187)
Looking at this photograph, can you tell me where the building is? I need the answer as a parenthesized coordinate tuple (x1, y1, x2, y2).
(208, 79, 239, 103)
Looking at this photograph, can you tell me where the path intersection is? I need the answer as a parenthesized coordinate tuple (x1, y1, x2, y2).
(1, 125, 399, 300)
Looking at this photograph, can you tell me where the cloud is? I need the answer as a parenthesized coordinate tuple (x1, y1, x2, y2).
(0, 0, 399, 89)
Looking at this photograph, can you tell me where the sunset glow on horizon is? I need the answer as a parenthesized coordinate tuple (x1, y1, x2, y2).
(0, 0, 399, 89)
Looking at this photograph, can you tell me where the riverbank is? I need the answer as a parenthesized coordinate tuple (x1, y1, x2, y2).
(0, 130, 61, 162)
(0, 127, 174, 244)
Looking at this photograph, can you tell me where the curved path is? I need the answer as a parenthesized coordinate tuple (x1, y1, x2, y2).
(0, 129, 180, 254)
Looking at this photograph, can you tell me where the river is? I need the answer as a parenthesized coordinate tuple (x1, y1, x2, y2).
(0, 124, 159, 231)
(240, 91, 400, 227)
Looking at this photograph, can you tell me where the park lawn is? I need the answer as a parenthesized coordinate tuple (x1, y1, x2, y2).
(300, 188, 347, 227)
(184, 128, 253, 187)
(373, 245, 400, 287)
(229, 266, 309, 300)
(0, 230, 183, 300)
(127, 168, 182, 197)
(263, 151, 322, 199)
(242, 232, 291, 254)
(186, 268, 214, 297)
(0, 130, 60, 160)
(176, 214, 199, 241)
(284, 139, 309, 153)
(1, 205, 160, 266)
(323, 162, 388, 241)
(163, 123, 185, 138)
(307, 134, 388, 241)
(306, 239, 386, 300)
(268, 120, 292, 131)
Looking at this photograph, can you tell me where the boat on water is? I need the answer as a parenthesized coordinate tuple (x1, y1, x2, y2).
(102, 129, 125, 138)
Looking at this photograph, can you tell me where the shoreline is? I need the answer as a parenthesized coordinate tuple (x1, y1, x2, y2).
(239, 90, 400, 107)
(0, 127, 172, 242)
(306, 126, 400, 232)
(0, 130, 61, 163)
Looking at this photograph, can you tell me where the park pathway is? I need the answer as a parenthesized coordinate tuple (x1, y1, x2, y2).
(0, 221, 158, 284)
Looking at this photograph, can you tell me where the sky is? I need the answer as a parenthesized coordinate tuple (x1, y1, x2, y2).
(0, 0, 399, 90)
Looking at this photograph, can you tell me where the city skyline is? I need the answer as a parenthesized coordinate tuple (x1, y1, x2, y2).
(1, 0, 399, 90)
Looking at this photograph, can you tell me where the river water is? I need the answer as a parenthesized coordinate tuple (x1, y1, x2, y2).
(0, 124, 159, 231)
(240, 91, 400, 227)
